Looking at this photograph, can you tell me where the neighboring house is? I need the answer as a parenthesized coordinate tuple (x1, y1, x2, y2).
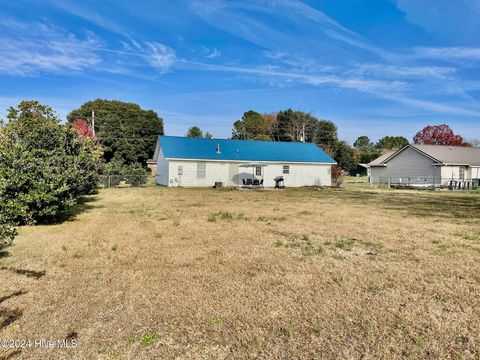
(146, 159, 157, 176)
(152, 136, 336, 187)
(368, 144, 480, 185)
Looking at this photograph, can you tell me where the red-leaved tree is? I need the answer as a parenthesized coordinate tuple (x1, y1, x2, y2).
(413, 124, 467, 146)
(72, 118, 97, 142)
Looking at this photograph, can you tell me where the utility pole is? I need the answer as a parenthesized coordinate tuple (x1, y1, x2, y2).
(91, 110, 96, 137)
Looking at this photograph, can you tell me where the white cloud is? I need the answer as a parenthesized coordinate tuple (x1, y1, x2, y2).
(0, 21, 102, 75)
(181, 60, 405, 92)
(206, 48, 221, 59)
(354, 63, 457, 79)
(414, 47, 480, 62)
(145, 42, 177, 72)
(378, 93, 480, 117)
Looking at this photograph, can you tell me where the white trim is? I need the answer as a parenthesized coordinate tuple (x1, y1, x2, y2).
(164, 157, 336, 165)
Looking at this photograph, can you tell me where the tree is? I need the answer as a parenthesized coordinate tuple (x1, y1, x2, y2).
(354, 136, 373, 152)
(204, 132, 213, 139)
(232, 110, 270, 140)
(332, 141, 357, 174)
(186, 126, 203, 138)
(67, 99, 164, 165)
(0, 100, 99, 229)
(353, 136, 380, 164)
(72, 118, 97, 142)
(312, 119, 338, 146)
(376, 136, 409, 150)
(275, 109, 338, 145)
(413, 124, 467, 146)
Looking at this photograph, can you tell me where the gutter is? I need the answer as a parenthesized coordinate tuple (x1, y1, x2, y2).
(164, 157, 336, 165)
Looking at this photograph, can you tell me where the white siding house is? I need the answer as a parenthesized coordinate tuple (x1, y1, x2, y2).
(152, 136, 336, 187)
(368, 144, 480, 185)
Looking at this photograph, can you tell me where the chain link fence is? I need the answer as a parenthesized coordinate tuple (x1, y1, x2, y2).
(98, 175, 153, 188)
(376, 177, 480, 190)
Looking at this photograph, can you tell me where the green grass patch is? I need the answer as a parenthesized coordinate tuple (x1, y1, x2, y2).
(139, 332, 158, 346)
(208, 211, 247, 222)
(333, 238, 356, 251)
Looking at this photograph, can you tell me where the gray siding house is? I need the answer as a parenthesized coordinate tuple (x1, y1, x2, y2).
(368, 144, 480, 185)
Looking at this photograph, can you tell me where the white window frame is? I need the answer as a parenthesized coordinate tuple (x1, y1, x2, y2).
(178, 165, 183, 176)
(255, 166, 262, 176)
(197, 162, 206, 179)
(283, 165, 290, 174)
(459, 166, 465, 180)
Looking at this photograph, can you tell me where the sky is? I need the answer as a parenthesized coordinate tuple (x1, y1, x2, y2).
(1, 0, 480, 143)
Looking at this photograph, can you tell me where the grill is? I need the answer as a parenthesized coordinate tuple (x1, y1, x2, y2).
(274, 176, 285, 189)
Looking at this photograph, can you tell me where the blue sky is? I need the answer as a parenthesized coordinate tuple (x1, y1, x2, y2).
(1, 0, 479, 143)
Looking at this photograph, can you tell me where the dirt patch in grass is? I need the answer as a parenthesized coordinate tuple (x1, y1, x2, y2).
(1, 186, 480, 359)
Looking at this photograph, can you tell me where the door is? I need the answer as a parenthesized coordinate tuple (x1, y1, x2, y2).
(229, 163, 239, 186)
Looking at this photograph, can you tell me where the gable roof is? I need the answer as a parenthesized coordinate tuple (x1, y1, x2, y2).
(158, 136, 336, 163)
(411, 144, 480, 166)
(368, 150, 396, 166)
(368, 144, 480, 166)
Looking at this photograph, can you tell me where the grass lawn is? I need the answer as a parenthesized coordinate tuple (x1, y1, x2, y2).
(1, 186, 480, 359)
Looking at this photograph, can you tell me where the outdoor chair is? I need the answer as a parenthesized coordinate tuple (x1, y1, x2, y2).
(259, 179, 264, 188)
(253, 179, 260, 188)
(246, 178, 253, 188)
(242, 179, 247, 188)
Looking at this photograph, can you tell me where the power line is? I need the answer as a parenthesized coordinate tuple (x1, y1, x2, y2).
(96, 137, 158, 141)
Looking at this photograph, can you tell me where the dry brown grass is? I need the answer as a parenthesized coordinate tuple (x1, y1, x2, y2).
(1, 186, 480, 359)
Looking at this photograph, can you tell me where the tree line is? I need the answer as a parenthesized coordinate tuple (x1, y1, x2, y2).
(1, 99, 475, 250)
(189, 109, 413, 174)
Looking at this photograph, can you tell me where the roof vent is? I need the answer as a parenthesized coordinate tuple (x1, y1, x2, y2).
(216, 144, 221, 154)
(449, 147, 453, 150)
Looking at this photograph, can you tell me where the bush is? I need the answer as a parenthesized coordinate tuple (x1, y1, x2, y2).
(331, 165, 344, 188)
(102, 159, 149, 187)
(0, 219, 16, 250)
(0, 101, 100, 227)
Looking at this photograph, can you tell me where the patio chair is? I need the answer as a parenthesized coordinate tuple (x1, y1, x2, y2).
(259, 179, 264, 188)
(242, 179, 247, 188)
(246, 178, 253, 188)
(253, 179, 260, 188)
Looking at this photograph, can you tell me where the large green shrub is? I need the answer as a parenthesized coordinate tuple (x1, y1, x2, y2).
(102, 159, 149, 187)
(0, 101, 100, 230)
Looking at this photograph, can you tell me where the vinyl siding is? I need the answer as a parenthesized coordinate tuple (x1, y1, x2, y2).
(155, 148, 170, 186)
(471, 167, 480, 179)
(441, 166, 475, 181)
(370, 147, 439, 183)
(162, 160, 332, 187)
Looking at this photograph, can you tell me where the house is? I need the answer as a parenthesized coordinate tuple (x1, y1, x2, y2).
(368, 144, 480, 185)
(152, 136, 336, 187)
(146, 159, 157, 176)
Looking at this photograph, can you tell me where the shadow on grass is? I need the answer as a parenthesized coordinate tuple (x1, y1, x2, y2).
(321, 189, 480, 220)
(1, 349, 22, 359)
(0, 267, 46, 279)
(0, 251, 10, 259)
(41, 195, 103, 225)
(0, 290, 27, 305)
(0, 307, 23, 329)
(0, 291, 26, 330)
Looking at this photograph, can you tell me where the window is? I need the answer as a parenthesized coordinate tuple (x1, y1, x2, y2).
(255, 166, 262, 176)
(283, 165, 290, 174)
(197, 162, 206, 179)
(459, 167, 465, 180)
(178, 165, 183, 176)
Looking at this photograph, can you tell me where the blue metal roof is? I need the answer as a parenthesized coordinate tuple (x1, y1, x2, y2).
(159, 136, 336, 163)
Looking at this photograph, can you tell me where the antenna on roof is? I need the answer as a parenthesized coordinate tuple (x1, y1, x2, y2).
(216, 143, 221, 154)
